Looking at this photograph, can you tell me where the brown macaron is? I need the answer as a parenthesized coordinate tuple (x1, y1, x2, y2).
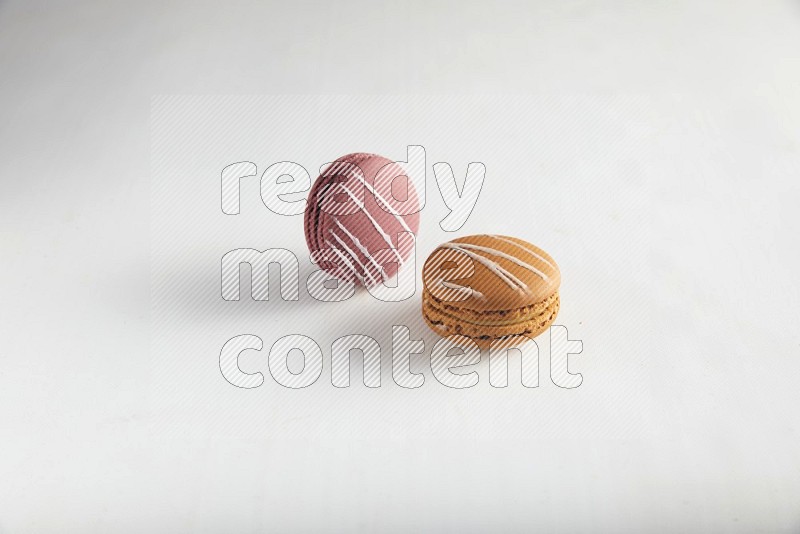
(422, 235, 560, 347)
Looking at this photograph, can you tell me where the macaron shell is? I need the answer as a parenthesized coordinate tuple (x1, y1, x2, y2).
(422, 235, 560, 312)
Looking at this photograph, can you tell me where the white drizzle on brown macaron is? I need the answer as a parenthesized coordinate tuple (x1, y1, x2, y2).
(423, 234, 560, 312)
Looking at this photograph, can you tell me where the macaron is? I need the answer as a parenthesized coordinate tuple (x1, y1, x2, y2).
(422, 235, 560, 346)
(304, 153, 420, 287)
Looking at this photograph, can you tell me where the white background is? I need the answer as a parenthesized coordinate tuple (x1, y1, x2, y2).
(2, 1, 800, 532)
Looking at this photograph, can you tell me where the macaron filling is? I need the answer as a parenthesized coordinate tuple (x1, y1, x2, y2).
(423, 289, 559, 326)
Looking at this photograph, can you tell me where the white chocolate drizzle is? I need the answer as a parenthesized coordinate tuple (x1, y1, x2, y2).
(350, 171, 415, 236)
(440, 280, 486, 300)
(489, 235, 555, 270)
(455, 242, 549, 281)
(328, 232, 377, 286)
(336, 185, 405, 264)
(440, 243, 528, 294)
(332, 219, 385, 279)
(325, 241, 361, 283)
